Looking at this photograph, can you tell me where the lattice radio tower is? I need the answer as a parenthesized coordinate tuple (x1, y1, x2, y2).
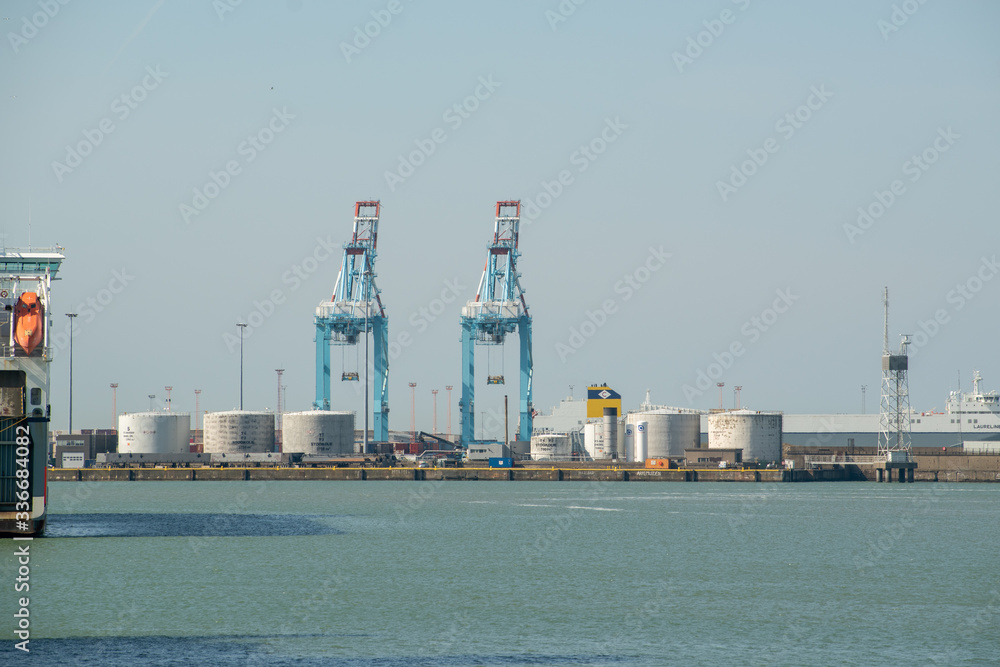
(877, 287, 912, 459)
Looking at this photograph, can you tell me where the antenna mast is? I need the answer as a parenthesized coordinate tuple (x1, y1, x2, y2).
(882, 286, 889, 354)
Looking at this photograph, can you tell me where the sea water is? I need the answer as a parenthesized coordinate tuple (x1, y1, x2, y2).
(2, 481, 998, 665)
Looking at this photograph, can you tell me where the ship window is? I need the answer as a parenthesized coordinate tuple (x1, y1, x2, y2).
(975, 420, 979, 424)
(30, 387, 41, 405)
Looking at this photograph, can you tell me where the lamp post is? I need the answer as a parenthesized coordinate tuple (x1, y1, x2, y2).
(194, 389, 202, 448)
(409, 382, 417, 440)
(237, 322, 247, 410)
(445, 385, 453, 442)
(431, 389, 439, 435)
(65, 313, 77, 433)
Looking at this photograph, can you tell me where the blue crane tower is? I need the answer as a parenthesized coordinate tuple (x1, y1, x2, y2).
(460, 201, 533, 446)
(314, 201, 389, 443)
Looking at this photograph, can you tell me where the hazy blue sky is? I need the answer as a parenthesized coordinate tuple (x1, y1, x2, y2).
(1, 0, 997, 437)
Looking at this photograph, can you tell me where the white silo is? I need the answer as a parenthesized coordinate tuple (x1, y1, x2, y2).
(530, 433, 572, 461)
(624, 423, 635, 462)
(626, 410, 700, 459)
(118, 412, 191, 454)
(283, 411, 355, 455)
(635, 421, 648, 462)
(708, 410, 783, 463)
(203, 411, 275, 454)
(583, 422, 603, 459)
(586, 421, 618, 459)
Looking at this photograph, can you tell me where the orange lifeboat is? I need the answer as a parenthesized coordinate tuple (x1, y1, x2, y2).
(14, 292, 43, 355)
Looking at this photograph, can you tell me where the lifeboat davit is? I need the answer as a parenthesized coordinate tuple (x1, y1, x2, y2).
(14, 292, 43, 355)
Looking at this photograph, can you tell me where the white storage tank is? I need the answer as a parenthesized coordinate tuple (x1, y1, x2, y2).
(583, 422, 608, 459)
(530, 433, 572, 461)
(635, 421, 648, 463)
(708, 410, 783, 463)
(283, 411, 355, 455)
(118, 412, 191, 454)
(203, 411, 275, 454)
(625, 410, 700, 459)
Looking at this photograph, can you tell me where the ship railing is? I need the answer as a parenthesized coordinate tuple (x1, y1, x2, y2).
(803, 454, 884, 466)
(0, 345, 52, 360)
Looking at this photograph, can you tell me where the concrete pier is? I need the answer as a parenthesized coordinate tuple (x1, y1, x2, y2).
(52, 466, 854, 483)
(881, 462, 917, 483)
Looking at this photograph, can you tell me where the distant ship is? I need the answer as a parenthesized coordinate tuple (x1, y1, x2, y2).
(779, 371, 1000, 450)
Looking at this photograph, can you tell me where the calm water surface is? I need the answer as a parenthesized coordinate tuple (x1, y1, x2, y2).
(2, 481, 998, 665)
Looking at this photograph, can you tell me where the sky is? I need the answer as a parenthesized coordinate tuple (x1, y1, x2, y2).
(1, 0, 998, 438)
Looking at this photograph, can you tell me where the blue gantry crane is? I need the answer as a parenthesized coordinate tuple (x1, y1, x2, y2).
(460, 201, 533, 446)
(314, 201, 389, 442)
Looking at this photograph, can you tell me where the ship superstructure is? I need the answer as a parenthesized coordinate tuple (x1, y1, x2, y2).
(0, 247, 63, 535)
(780, 371, 1000, 449)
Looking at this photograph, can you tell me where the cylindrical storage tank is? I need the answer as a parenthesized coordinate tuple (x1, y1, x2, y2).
(203, 411, 275, 454)
(624, 423, 635, 463)
(635, 421, 648, 462)
(118, 412, 191, 454)
(603, 408, 618, 459)
(282, 411, 355, 455)
(583, 422, 604, 459)
(626, 411, 701, 459)
(530, 433, 572, 461)
(708, 410, 782, 463)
